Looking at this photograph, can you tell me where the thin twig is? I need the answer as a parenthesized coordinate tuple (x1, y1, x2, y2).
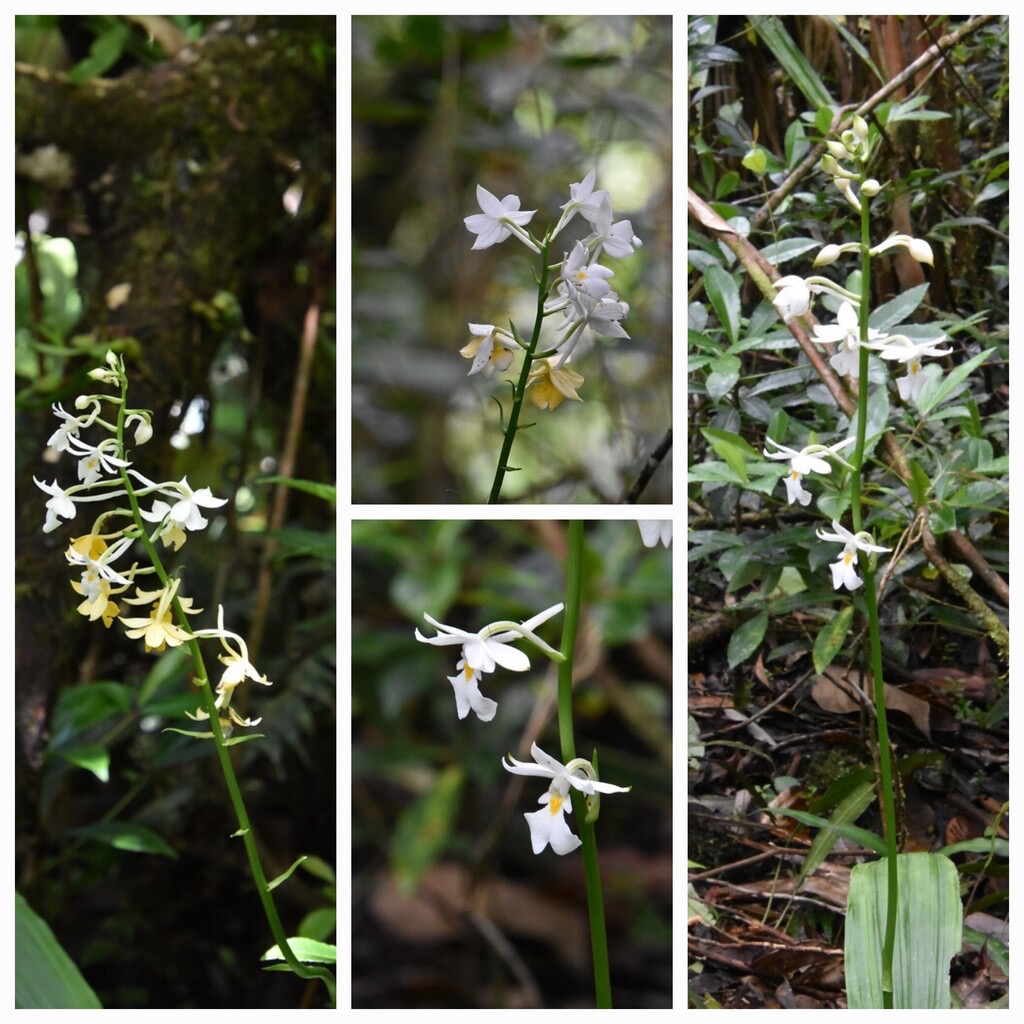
(622, 426, 672, 503)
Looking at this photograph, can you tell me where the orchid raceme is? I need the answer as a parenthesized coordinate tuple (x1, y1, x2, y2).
(559, 240, 615, 302)
(36, 350, 336, 1002)
(462, 167, 643, 502)
(502, 743, 631, 855)
(763, 436, 855, 507)
(65, 532, 136, 600)
(816, 520, 892, 592)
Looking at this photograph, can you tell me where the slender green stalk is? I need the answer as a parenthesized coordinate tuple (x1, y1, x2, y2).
(114, 379, 336, 1006)
(487, 240, 551, 503)
(854, 180, 898, 1009)
(557, 521, 612, 1007)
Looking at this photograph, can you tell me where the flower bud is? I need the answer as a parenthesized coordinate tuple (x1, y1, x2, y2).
(840, 129, 858, 152)
(75, 394, 91, 410)
(820, 154, 841, 176)
(908, 237, 934, 265)
(133, 418, 153, 445)
(853, 115, 869, 141)
(814, 244, 841, 267)
(861, 178, 881, 197)
(826, 140, 851, 160)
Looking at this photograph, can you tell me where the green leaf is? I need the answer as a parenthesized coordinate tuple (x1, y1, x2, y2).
(267, 855, 308, 892)
(704, 264, 741, 345)
(391, 764, 463, 892)
(715, 170, 740, 198)
(869, 285, 930, 331)
(700, 427, 757, 484)
(15, 892, 103, 1008)
(826, 16, 884, 83)
(267, 527, 336, 562)
(845, 853, 962, 1008)
(813, 605, 854, 674)
(764, 807, 887, 854)
(971, 180, 1008, 206)
(262, 937, 337, 965)
(727, 613, 768, 668)
(137, 644, 191, 710)
(70, 821, 178, 858)
(161, 726, 265, 747)
(741, 146, 767, 176)
(298, 907, 337, 943)
(760, 237, 820, 266)
(939, 836, 1009, 858)
(300, 855, 337, 885)
(56, 744, 110, 782)
(706, 354, 742, 399)
(48, 682, 133, 747)
(257, 475, 336, 503)
(751, 16, 834, 109)
(796, 780, 876, 891)
(66, 21, 130, 84)
(688, 460, 747, 486)
(916, 348, 995, 418)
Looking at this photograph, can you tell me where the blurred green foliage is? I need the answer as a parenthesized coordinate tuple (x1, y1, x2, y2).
(352, 520, 672, 1007)
(352, 15, 672, 502)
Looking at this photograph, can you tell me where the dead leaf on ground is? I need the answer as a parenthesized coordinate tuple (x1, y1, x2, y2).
(810, 667, 934, 741)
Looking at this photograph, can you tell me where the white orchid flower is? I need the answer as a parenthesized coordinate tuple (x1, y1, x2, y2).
(415, 602, 565, 676)
(464, 185, 540, 253)
(816, 520, 892, 591)
(763, 436, 855, 507)
(810, 301, 886, 378)
(637, 520, 672, 548)
(873, 334, 951, 402)
(502, 743, 631, 855)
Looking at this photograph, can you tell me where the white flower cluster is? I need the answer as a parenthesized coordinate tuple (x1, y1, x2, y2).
(461, 170, 642, 409)
(415, 600, 630, 855)
(36, 350, 270, 730)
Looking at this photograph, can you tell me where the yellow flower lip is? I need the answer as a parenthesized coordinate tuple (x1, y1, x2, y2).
(526, 358, 584, 409)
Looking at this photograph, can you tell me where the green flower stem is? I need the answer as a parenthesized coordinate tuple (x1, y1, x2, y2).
(854, 181, 898, 1009)
(558, 521, 613, 1008)
(487, 239, 552, 504)
(114, 380, 336, 1006)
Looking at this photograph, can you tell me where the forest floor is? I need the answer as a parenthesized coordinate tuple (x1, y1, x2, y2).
(687, 612, 1008, 1009)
